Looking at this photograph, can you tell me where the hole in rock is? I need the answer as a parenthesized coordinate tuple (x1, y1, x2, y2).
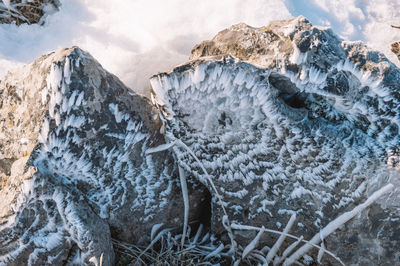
(280, 91, 307, 109)
(218, 112, 232, 128)
(189, 187, 212, 237)
(268, 72, 308, 109)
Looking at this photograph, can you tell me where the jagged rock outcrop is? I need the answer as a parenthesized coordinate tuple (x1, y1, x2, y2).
(151, 17, 400, 264)
(0, 47, 206, 265)
(0, 0, 59, 25)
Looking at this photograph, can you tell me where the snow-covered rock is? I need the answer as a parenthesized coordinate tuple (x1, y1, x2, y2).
(0, 47, 206, 265)
(0, 0, 60, 25)
(151, 17, 400, 264)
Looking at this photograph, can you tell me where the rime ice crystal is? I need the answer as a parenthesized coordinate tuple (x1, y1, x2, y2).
(0, 47, 206, 265)
(152, 17, 400, 265)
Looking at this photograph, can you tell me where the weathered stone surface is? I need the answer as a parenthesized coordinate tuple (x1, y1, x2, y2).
(0, 47, 205, 265)
(392, 42, 400, 63)
(151, 17, 400, 264)
(0, 0, 59, 25)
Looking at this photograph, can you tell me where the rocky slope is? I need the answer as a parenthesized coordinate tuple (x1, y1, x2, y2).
(0, 47, 206, 265)
(151, 17, 400, 264)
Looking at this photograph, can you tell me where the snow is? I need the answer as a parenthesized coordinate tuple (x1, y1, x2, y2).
(1, 0, 399, 95)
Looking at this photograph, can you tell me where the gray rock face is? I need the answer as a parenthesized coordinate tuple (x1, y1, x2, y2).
(0, 0, 59, 25)
(0, 47, 205, 265)
(151, 17, 400, 264)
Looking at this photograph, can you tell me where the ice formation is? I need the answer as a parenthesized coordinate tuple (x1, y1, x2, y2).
(150, 17, 400, 264)
(0, 47, 205, 265)
(1, 16, 400, 265)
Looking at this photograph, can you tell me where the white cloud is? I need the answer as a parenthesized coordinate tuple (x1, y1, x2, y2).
(76, 0, 291, 94)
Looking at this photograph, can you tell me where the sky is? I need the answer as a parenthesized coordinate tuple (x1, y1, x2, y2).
(1, 0, 400, 95)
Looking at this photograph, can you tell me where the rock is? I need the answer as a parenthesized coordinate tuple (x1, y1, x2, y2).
(150, 17, 400, 264)
(0, 47, 206, 265)
(0, 0, 60, 25)
(392, 42, 400, 63)
(0, 166, 114, 265)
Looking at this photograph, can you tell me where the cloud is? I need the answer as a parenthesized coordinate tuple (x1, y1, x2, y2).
(75, 0, 291, 94)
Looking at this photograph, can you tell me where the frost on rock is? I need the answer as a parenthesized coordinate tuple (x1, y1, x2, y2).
(0, 47, 205, 265)
(152, 17, 400, 265)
